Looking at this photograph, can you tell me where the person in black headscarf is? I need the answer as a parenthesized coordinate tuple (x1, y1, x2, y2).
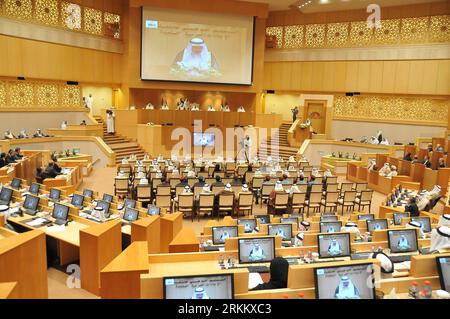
(251, 257, 289, 291)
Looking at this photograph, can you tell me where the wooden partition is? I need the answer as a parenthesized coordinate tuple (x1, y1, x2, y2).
(169, 227, 199, 253)
(100, 241, 149, 299)
(160, 212, 183, 253)
(131, 216, 161, 254)
(0, 282, 19, 299)
(0, 230, 48, 298)
(80, 220, 122, 296)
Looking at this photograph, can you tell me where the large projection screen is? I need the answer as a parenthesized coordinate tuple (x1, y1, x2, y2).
(141, 7, 255, 85)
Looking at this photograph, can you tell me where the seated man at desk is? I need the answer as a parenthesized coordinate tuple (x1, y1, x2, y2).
(378, 163, 391, 177)
(4, 130, 15, 140)
(404, 197, 419, 217)
(248, 243, 266, 262)
(237, 106, 245, 112)
(17, 129, 29, 139)
(14, 148, 24, 160)
(145, 102, 154, 110)
(334, 275, 360, 299)
(221, 104, 231, 112)
(0, 153, 6, 168)
(430, 226, 450, 253)
(207, 105, 215, 112)
(5, 150, 16, 164)
(33, 128, 45, 138)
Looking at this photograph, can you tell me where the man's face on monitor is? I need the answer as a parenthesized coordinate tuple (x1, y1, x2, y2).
(192, 45, 203, 54)
(343, 280, 349, 288)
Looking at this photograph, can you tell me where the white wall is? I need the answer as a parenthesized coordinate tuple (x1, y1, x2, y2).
(81, 86, 113, 116)
(0, 112, 93, 135)
(264, 94, 300, 121)
(331, 120, 446, 145)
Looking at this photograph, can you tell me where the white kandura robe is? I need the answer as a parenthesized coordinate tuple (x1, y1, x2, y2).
(106, 113, 115, 133)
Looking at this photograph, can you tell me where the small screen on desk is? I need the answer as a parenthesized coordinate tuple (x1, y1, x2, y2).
(52, 203, 69, 221)
(255, 215, 270, 224)
(123, 208, 139, 222)
(102, 193, 114, 203)
(280, 217, 299, 225)
(163, 274, 234, 299)
(147, 206, 160, 216)
(314, 263, 375, 299)
(96, 200, 111, 217)
(367, 219, 388, 233)
(318, 233, 351, 259)
(238, 237, 275, 264)
(29, 183, 40, 195)
(288, 213, 304, 220)
(71, 194, 84, 207)
(387, 229, 418, 254)
(393, 212, 410, 225)
(83, 189, 93, 198)
(124, 199, 136, 209)
(411, 217, 432, 233)
(0, 187, 13, 203)
(436, 256, 450, 293)
(212, 226, 238, 245)
(358, 214, 374, 221)
(49, 188, 61, 201)
(23, 194, 39, 211)
(10, 178, 21, 190)
(321, 215, 338, 222)
(268, 223, 292, 241)
(237, 218, 256, 233)
(320, 221, 342, 233)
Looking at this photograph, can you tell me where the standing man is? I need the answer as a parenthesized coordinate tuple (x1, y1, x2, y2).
(291, 106, 299, 123)
(106, 110, 115, 135)
(85, 94, 93, 115)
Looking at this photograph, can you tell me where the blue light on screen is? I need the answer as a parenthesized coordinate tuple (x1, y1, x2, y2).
(146, 20, 158, 29)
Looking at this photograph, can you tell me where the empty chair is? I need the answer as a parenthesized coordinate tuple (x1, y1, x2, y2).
(290, 192, 306, 214)
(114, 177, 129, 198)
(197, 193, 214, 221)
(151, 178, 162, 193)
(177, 193, 195, 221)
(236, 193, 253, 217)
(337, 191, 357, 215)
(225, 162, 236, 176)
(231, 185, 242, 196)
(212, 185, 225, 196)
(339, 182, 354, 196)
(326, 176, 338, 184)
(314, 176, 323, 184)
(169, 178, 179, 190)
(136, 184, 151, 206)
(218, 193, 235, 219)
(236, 166, 248, 178)
(251, 177, 264, 192)
(311, 184, 322, 193)
(305, 192, 322, 216)
(269, 192, 289, 215)
(207, 166, 216, 177)
(320, 191, 339, 212)
(156, 185, 171, 196)
(155, 194, 171, 213)
(354, 183, 368, 194)
(244, 171, 255, 184)
(354, 190, 373, 212)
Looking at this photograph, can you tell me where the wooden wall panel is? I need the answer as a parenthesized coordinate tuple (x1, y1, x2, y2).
(264, 60, 450, 95)
(0, 35, 122, 84)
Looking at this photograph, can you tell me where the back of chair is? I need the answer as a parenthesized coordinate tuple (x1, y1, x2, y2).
(205, 178, 215, 185)
(274, 193, 289, 205)
(175, 185, 186, 197)
(355, 183, 368, 192)
(326, 183, 338, 192)
(170, 178, 179, 189)
(208, 166, 215, 176)
(156, 194, 171, 208)
(178, 193, 194, 207)
(315, 177, 323, 184)
(212, 185, 225, 196)
(340, 183, 354, 193)
(231, 185, 242, 196)
(311, 184, 322, 192)
(261, 184, 274, 196)
(252, 177, 264, 189)
(326, 176, 338, 184)
(152, 178, 161, 191)
(308, 192, 322, 204)
(343, 191, 357, 202)
(187, 178, 196, 188)
(214, 171, 225, 178)
(291, 192, 306, 205)
(360, 190, 373, 201)
(219, 193, 234, 206)
(118, 165, 132, 174)
(115, 178, 129, 190)
(194, 186, 203, 197)
(222, 178, 232, 185)
(304, 171, 311, 179)
(325, 191, 339, 203)
(198, 171, 208, 178)
(157, 185, 171, 195)
(297, 184, 307, 192)
(199, 194, 215, 207)
(238, 193, 253, 206)
(237, 166, 248, 177)
(245, 171, 255, 184)
(225, 162, 236, 172)
(137, 185, 151, 198)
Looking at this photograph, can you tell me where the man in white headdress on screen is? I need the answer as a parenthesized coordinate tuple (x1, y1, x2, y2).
(328, 239, 342, 256)
(191, 287, 210, 299)
(397, 235, 411, 251)
(249, 243, 266, 262)
(430, 226, 450, 253)
(334, 275, 360, 299)
(172, 38, 220, 78)
(220, 230, 231, 242)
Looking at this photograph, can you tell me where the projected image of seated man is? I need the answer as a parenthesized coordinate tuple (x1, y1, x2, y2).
(328, 239, 343, 257)
(171, 38, 221, 79)
(397, 235, 411, 251)
(249, 243, 266, 262)
(334, 275, 361, 299)
(191, 287, 210, 299)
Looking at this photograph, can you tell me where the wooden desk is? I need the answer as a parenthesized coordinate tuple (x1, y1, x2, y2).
(47, 125, 103, 137)
(160, 212, 183, 253)
(100, 241, 149, 299)
(169, 227, 199, 253)
(131, 216, 161, 254)
(0, 282, 19, 299)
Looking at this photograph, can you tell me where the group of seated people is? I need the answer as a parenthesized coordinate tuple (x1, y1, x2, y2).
(403, 143, 446, 169)
(360, 130, 390, 145)
(0, 148, 24, 168)
(144, 99, 246, 112)
(386, 184, 442, 213)
(3, 128, 48, 140)
(35, 158, 63, 183)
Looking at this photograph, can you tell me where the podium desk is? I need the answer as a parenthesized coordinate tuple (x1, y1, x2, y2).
(169, 227, 199, 253)
(0, 282, 18, 299)
(160, 212, 183, 253)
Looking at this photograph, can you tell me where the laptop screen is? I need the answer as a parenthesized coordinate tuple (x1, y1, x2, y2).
(237, 219, 256, 233)
(358, 214, 375, 221)
(124, 199, 136, 209)
(367, 219, 388, 233)
(238, 237, 275, 264)
(411, 217, 432, 233)
(11, 178, 21, 190)
(212, 226, 238, 245)
(49, 188, 61, 201)
(147, 206, 160, 216)
(320, 221, 342, 233)
(255, 215, 270, 224)
(288, 213, 304, 221)
(102, 193, 114, 203)
(163, 274, 234, 299)
(96, 200, 111, 217)
(387, 229, 418, 254)
(83, 189, 94, 198)
(29, 183, 40, 195)
(71, 194, 84, 207)
(52, 203, 70, 221)
(23, 194, 39, 211)
(0, 187, 13, 203)
(268, 223, 292, 241)
(280, 217, 299, 225)
(318, 233, 351, 259)
(123, 208, 139, 222)
(393, 212, 410, 226)
(321, 215, 338, 222)
(314, 263, 376, 299)
(436, 256, 450, 293)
